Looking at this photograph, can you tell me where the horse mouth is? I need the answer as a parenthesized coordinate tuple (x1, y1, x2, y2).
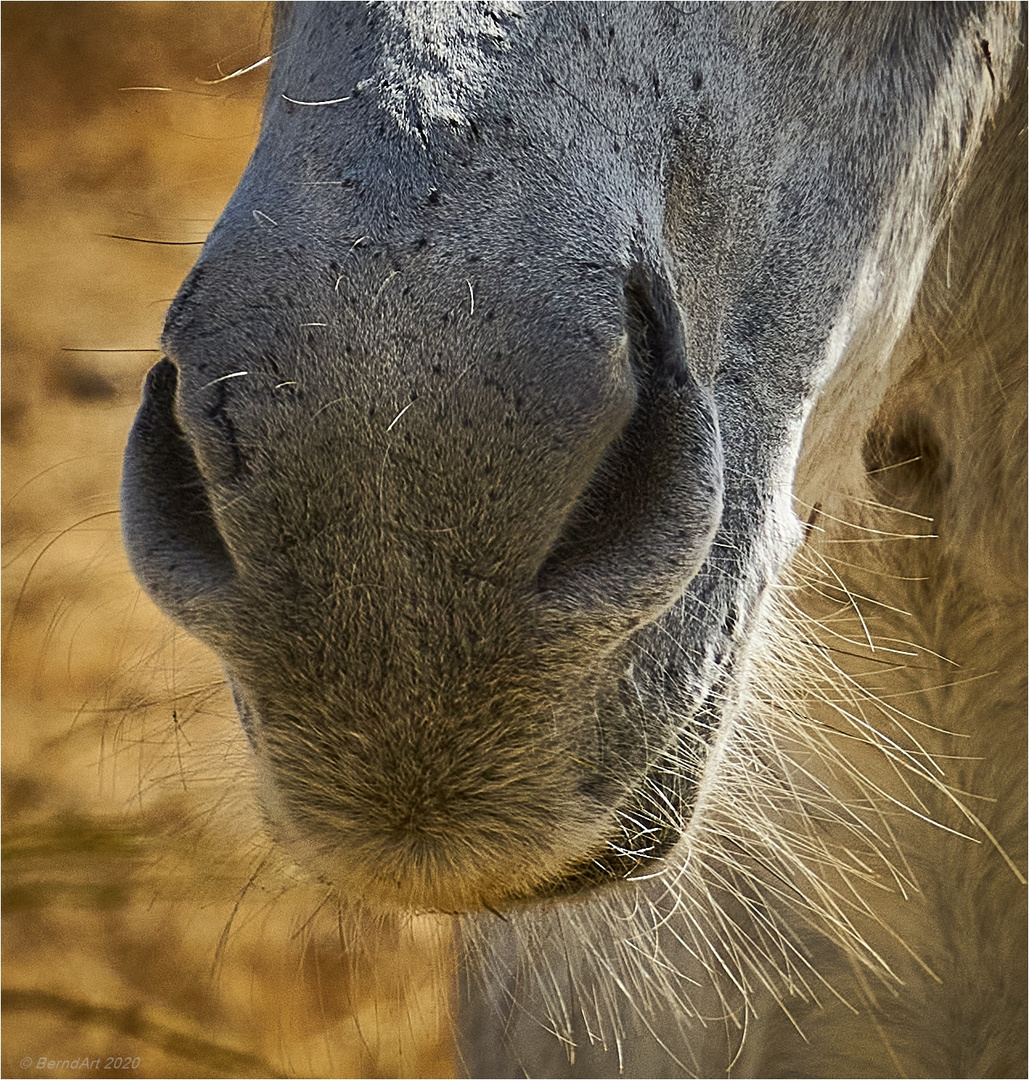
(518, 757, 696, 907)
(279, 753, 696, 918)
(532, 822, 684, 903)
(470, 681, 723, 913)
(256, 669, 716, 915)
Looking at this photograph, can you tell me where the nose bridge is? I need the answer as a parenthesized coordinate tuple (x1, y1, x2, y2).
(165, 176, 619, 371)
(161, 47, 657, 375)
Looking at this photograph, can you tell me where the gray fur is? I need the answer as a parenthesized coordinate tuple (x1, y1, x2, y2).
(121, 3, 1026, 1076)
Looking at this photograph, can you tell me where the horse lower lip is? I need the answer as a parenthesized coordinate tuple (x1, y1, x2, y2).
(532, 759, 696, 902)
(258, 731, 694, 913)
(531, 823, 683, 904)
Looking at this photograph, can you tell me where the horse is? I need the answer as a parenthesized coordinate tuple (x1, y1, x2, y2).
(121, 3, 1027, 1076)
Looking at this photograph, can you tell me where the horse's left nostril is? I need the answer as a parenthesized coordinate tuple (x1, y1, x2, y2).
(536, 270, 724, 641)
(121, 357, 236, 630)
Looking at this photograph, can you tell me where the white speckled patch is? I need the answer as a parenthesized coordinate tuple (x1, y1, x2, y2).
(375, 1, 524, 133)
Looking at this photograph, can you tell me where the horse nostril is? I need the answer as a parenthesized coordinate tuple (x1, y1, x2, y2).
(623, 268, 692, 389)
(121, 357, 236, 630)
(536, 269, 723, 640)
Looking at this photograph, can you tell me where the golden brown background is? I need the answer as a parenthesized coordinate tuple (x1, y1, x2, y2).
(2, 4, 451, 1076)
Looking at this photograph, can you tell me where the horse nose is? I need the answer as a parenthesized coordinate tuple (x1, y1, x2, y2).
(120, 243, 724, 909)
(125, 254, 721, 648)
(123, 248, 723, 654)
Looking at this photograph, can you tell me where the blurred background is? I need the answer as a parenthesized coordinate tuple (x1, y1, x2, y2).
(2, 4, 452, 1076)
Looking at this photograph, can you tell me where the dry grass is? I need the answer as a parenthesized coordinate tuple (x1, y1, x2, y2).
(2, 5, 453, 1077)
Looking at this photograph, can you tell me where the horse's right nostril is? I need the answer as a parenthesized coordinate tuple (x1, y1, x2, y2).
(537, 270, 724, 642)
(121, 358, 236, 630)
